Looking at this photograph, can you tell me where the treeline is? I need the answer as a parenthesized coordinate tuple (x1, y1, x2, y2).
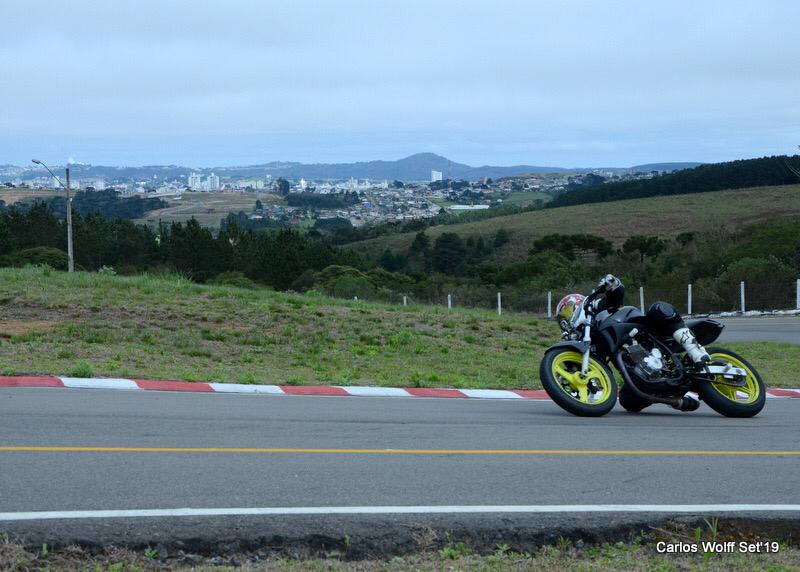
(297, 218, 800, 313)
(2, 200, 798, 313)
(549, 155, 800, 208)
(220, 211, 288, 232)
(17, 190, 169, 219)
(0, 203, 357, 289)
(286, 191, 360, 209)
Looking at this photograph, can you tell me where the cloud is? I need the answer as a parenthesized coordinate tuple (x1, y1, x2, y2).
(2, 0, 799, 166)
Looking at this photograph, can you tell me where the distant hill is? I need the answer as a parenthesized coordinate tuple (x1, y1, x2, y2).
(629, 162, 704, 172)
(549, 155, 800, 208)
(9, 154, 703, 183)
(215, 153, 575, 181)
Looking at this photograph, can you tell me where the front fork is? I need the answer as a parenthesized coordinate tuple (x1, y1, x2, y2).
(581, 324, 592, 376)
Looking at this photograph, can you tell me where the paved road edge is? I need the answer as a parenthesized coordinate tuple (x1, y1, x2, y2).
(1, 376, 799, 400)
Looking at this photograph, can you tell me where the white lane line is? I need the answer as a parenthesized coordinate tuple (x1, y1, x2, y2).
(2, 505, 800, 521)
(59, 378, 140, 390)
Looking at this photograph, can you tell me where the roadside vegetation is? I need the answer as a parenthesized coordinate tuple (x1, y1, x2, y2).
(2, 531, 799, 571)
(0, 266, 797, 388)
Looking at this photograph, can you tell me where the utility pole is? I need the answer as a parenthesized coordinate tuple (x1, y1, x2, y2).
(31, 159, 74, 272)
(65, 167, 74, 273)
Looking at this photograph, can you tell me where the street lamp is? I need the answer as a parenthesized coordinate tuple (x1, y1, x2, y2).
(31, 159, 74, 272)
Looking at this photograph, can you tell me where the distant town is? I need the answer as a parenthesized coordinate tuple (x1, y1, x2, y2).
(0, 162, 669, 228)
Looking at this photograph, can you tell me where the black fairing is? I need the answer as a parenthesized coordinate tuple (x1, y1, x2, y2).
(687, 319, 724, 345)
(595, 306, 648, 355)
(594, 310, 724, 355)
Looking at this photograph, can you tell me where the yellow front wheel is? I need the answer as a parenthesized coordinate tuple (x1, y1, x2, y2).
(697, 347, 766, 418)
(539, 349, 618, 417)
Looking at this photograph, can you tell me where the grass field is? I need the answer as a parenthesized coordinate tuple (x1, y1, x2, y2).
(0, 188, 62, 204)
(497, 190, 552, 206)
(349, 184, 800, 263)
(0, 266, 797, 389)
(135, 191, 284, 228)
(431, 190, 551, 209)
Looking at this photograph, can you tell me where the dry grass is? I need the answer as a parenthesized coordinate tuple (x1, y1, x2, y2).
(0, 320, 59, 338)
(134, 191, 284, 228)
(0, 188, 62, 204)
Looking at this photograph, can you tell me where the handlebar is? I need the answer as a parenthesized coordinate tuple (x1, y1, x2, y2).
(583, 285, 607, 318)
(585, 287, 602, 305)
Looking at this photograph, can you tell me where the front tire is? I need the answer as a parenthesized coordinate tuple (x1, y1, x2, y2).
(697, 347, 766, 418)
(539, 349, 618, 417)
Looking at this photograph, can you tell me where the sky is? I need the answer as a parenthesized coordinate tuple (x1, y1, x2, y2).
(2, 0, 798, 168)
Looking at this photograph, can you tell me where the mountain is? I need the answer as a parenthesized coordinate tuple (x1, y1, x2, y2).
(7, 154, 701, 183)
(213, 153, 574, 181)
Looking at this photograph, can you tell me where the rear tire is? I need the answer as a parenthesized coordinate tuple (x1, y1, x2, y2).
(539, 349, 618, 417)
(697, 347, 766, 418)
(618, 386, 652, 413)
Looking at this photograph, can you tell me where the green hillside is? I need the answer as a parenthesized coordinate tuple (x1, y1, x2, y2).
(349, 184, 800, 263)
(0, 266, 796, 389)
(549, 154, 799, 208)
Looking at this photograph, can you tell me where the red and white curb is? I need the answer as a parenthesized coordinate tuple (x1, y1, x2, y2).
(1, 376, 799, 400)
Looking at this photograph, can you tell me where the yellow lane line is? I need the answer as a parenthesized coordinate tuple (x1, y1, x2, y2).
(0, 446, 799, 455)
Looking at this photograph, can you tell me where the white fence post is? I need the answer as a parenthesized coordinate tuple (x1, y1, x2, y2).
(447, 293, 452, 309)
(639, 286, 645, 313)
(403, 295, 407, 307)
(547, 291, 552, 318)
(353, 296, 358, 301)
(687, 283, 693, 315)
(796, 279, 799, 310)
(497, 292, 502, 316)
(740, 281, 746, 313)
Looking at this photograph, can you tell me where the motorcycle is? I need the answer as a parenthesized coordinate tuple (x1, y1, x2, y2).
(539, 284, 766, 417)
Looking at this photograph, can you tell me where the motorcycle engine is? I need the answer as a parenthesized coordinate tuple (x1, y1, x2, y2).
(625, 343, 666, 383)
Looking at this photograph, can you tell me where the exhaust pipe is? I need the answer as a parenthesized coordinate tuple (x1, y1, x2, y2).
(674, 395, 700, 412)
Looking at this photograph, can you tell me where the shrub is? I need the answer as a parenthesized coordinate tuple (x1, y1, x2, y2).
(331, 275, 375, 300)
(70, 360, 93, 378)
(0, 247, 69, 271)
(290, 269, 316, 292)
(711, 256, 795, 310)
(207, 271, 257, 289)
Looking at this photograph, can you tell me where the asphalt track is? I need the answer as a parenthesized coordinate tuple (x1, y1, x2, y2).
(1, 388, 798, 552)
(716, 316, 799, 343)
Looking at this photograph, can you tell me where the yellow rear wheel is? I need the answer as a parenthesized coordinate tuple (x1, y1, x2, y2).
(707, 351, 761, 404)
(697, 347, 766, 418)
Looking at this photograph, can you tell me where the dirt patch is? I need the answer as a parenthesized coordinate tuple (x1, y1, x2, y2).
(0, 320, 60, 338)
